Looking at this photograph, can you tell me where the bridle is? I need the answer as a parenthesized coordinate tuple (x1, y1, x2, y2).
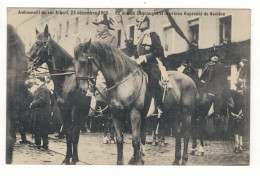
(27, 38, 53, 72)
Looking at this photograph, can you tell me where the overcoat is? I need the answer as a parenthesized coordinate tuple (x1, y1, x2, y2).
(31, 84, 52, 132)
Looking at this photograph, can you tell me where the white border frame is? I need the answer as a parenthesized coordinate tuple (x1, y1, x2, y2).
(1, 1, 259, 176)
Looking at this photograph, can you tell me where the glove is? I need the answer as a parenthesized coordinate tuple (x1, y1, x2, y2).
(136, 55, 147, 65)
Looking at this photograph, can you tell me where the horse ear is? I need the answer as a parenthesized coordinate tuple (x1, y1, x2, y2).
(36, 28, 39, 35)
(83, 39, 92, 50)
(44, 24, 49, 37)
(76, 37, 81, 46)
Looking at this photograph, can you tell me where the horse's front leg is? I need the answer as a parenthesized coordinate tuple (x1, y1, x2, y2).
(111, 112, 124, 165)
(62, 134, 72, 165)
(60, 108, 72, 165)
(71, 124, 80, 165)
(128, 108, 142, 165)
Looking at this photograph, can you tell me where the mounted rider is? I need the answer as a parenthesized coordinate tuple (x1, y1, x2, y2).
(92, 14, 117, 46)
(134, 15, 166, 115)
(200, 52, 233, 117)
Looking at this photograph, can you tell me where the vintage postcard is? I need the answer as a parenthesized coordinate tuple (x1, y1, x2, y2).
(6, 8, 250, 166)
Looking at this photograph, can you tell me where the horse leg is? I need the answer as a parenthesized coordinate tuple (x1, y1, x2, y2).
(61, 108, 72, 165)
(140, 116, 146, 164)
(62, 136, 72, 165)
(173, 122, 182, 165)
(128, 108, 142, 165)
(112, 112, 124, 165)
(181, 109, 192, 165)
(71, 125, 80, 165)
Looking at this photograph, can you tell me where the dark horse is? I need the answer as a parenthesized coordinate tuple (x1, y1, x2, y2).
(27, 25, 91, 165)
(7, 24, 29, 163)
(74, 40, 199, 165)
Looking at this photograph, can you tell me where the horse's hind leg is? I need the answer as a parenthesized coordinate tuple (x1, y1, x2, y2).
(173, 122, 182, 165)
(112, 112, 124, 165)
(181, 109, 192, 165)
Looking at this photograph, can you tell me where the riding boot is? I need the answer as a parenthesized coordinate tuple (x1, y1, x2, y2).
(153, 85, 164, 117)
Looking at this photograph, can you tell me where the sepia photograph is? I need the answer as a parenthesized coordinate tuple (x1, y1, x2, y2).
(5, 7, 251, 166)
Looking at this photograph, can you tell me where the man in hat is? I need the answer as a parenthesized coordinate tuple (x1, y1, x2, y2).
(29, 77, 52, 149)
(200, 54, 232, 118)
(135, 15, 165, 115)
(92, 14, 117, 47)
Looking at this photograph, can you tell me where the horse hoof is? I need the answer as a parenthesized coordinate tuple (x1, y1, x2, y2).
(71, 161, 77, 165)
(110, 140, 115, 144)
(181, 161, 187, 165)
(152, 141, 156, 146)
(172, 160, 180, 165)
(160, 142, 165, 147)
(190, 150, 195, 155)
(117, 161, 124, 165)
(103, 137, 109, 144)
(62, 158, 70, 165)
(128, 156, 135, 165)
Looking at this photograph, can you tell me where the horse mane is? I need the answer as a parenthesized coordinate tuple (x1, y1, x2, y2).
(48, 38, 74, 70)
(89, 41, 138, 80)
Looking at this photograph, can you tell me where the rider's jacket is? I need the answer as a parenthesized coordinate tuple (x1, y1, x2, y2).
(135, 29, 165, 80)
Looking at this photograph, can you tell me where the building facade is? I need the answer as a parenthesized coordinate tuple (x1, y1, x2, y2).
(9, 8, 250, 89)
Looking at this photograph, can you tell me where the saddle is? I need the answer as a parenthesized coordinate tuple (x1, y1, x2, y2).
(156, 58, 181, 104)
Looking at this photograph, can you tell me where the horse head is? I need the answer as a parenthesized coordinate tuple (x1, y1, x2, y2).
(74, 38, 101, 95)
(27, 24, 52, 70)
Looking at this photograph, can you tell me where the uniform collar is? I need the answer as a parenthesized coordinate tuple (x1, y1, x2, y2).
(137, 29, 151, 44)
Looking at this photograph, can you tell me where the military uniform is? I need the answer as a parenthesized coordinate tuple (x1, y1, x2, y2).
(31, 84, 52, 148)
(135, 29, 165, 108)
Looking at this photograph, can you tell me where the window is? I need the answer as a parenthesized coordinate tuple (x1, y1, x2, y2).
(163, 26, 173, 54)
(117, 30, 121, 48)
(188, 18, 199, 47)
(58, 24, 62, 40)
(190, 24, 199, 46)
(129, 25, 135, 41)
(219, 16, 232, 44)
(74, 17, 79, 34)
(65, 21, 69, 37)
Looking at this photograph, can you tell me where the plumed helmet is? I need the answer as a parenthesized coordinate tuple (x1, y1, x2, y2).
(136, 15, 150, 29)
(92, 14, 115, 30)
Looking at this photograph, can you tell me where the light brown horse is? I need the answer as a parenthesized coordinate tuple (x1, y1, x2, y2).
(74, 40, 199, 165)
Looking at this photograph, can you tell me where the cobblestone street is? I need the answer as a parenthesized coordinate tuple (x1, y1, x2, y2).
(12, 132, 249, 165)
